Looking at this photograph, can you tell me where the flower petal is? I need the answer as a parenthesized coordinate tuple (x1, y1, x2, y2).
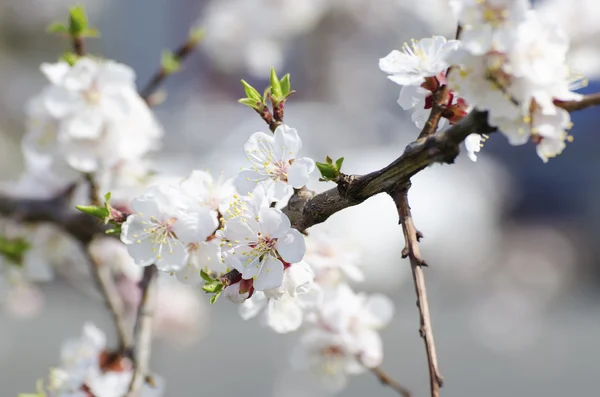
(239, 291, 267, 319)
(40, 62, 70, 85)
(126, 238, 158, 267)
(253, 255, 284, 291)
(276, 228, 306, 264)
(257, 207, 290, 238)
(234, 170, 267, 196)
(265, 295, 303, 333)
(273, 124, 302, 161)
(154, 238, 189, 272)
(287, 157, 315, 188)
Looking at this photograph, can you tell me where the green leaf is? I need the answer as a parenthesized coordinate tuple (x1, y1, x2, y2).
(161, 51, 181, 74)
(189, 27, 205, 45)
(270, 68, 282, 98)
(280, 74, 290, 96)
(316, 162, 339, 181)
(262, 85, 272, 103)
(80, 27, 100, 38)
(210, 290, 222, 304)
(104, 192, 112, 203)
(0, 236, 30, 266)
(325, 156, 333, 165)
(61, 51, 79, 66)
(68, 5, 88, 36)
(200, 269, 214, 282)
(240, 80, 262, 102)
(47, 23, 68, 34)
(76, 205, 109, 219)
(105, 226, 122, 236)
(335, 157, 344, 171)
(202, 281, 223, 293)
(238, 97, 263, 110)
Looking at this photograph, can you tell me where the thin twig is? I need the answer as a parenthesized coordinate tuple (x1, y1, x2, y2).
(556, 92, 600, 112)
(72, 36, 84, 56)
(418, 85, 451, 140)
(85, 248, 132, 352)
(84, 173, 100, 206)
(140, 36, 202, 104)
(390, 184, 443, 397)
(126, 265, 158, 397)
(370, 366, 413, 397)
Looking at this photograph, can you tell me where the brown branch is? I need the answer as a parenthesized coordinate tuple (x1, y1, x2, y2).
(126, 265, 158, 397)
(389, 183, 442, 397)
(85, 248, 132, 352)
(418, 85, 451, 140)
(370, 366, 413, 397)
(555, 92, 600, 112)
(140, 35, 202, 104)
(73, 36, 84, 56)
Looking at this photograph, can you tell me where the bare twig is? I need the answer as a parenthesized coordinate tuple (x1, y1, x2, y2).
(370, 366, 413, 397)
(85, 248, 132, 351)
(555, 92, 600, 112)
(72, 36, 84, 56)
(140, 36, 202, 104)
(84, 173, 101, 206)
(418, 85, 451, 140)
(126, 265, 158, 397)
(390, 184, 442, 397)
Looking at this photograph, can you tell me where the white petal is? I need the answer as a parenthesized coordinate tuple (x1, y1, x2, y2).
(126, 238, 158, 267)
(273, 124, 302, 161)
(276, 228, 306, 264)
(287, 157, 315, 188)
(378, 50, 410, 74)
(154, 238, 189, 272)
(180, 170, 213, 199)
(40, 62, 70, 85)
(96, 61, 136, 88)
(270, 179, 293, 202)
(397, 85, 428, 110)
(257, 207, 291, 238)
(234, 170, 267, 196)
(63, 107, 105, 139)
(363, 294, 395, 329)
(120, 215, 146, 245)
(172, 208, 218, 244)
(354, 329, 383, 368)
(265, 296, 303, 333)
(223, 216, 259, 243)
(239, 291, 267, 319)
(253, 255, 284, 291)
(64, 57, 98, 91)
(42, 86, 81, 118)
(243, 131, 274, 164)
(175, 262, 203, 285)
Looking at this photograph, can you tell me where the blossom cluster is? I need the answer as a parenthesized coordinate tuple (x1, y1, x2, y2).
(379, 0, 585, 162)
(21, 57, 162, 194)
(31, 323, 163, 397)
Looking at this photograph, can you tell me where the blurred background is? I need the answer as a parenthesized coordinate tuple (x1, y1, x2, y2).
(1, 0, 600, 396)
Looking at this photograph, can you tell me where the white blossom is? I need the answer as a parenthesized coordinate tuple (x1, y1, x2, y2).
(464, 134, 483, 162)
(449, 0, 529, 55)
(379, 36, 460, 86)
(121, 185, 218, 272)
(220, 204, 306, 291)
(291, 284, 394, 391)
(239, 261, 321, 333)
(180, 170, 236, 214)
(234, 124, 315, 201)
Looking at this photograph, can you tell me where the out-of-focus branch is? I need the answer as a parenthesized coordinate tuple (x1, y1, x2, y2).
(555, 92, 600, 112)
(85, 248, 132, 351)
(126, 265, 158, 397)
(140, 33, 203, 104)
(390, 184, 442, 397)
(370, 366, 413, 397)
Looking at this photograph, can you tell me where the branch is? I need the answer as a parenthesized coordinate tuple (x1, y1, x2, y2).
(85, 248, 132, 351)
(555, 92, 600, 112)
(285, 109, 495, 231)
(418, 85, 451, 140)
(0, 185, 108, 244)
(126, 265, 158, 397)
(389, 184, 442, 397)
(140, 34, 202, 104)
(370, 366, 413, 397)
